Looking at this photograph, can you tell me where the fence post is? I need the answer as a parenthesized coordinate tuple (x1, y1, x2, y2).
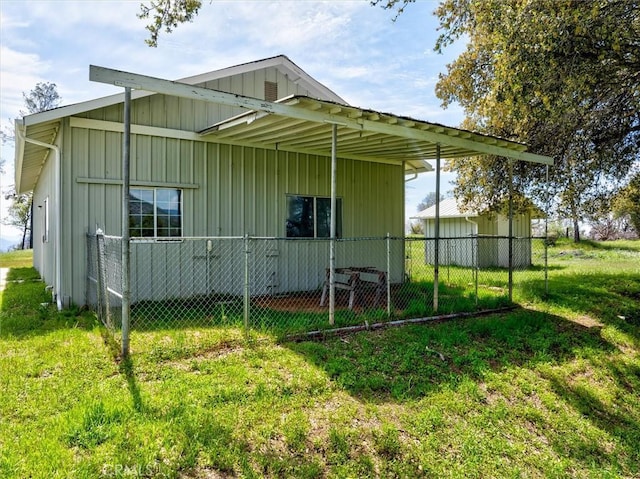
(508, 160, 514, 303)
(95, 229, 112, 330)
(95, 231, 104, 326)
(474, 236, 478, 307)
(544, 237, 549, 297)
(434, 145, 441, 312)
(544, 164, 550, 298)
(386, 233, 391, 318)
(244, 234, 250, 332)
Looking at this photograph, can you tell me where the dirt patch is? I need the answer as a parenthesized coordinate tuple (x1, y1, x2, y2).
(571, 315, 603, 329)
(252, 290, 387, 314)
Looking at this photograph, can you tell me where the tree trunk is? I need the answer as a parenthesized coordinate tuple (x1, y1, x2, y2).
(21, 224, 28, 250)
(29, 203, 33, 249)
(566, 176, 581, 243)
(572, 217, 581, 243)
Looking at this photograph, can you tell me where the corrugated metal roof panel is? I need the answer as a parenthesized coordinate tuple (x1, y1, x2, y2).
(411, 198, 479, 219)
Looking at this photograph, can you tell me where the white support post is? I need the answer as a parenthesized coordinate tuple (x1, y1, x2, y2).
(244, 234, 250, 331)
(386, 233, 391, 317)
(434, 145, 441, 312)
(121, 87, 131, 358)
(329, 123, 338, 326)
(545, 164, 549, 296)
(508, 159, 514, 303)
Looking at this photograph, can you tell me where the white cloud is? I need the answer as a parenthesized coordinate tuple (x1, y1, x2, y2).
(0, 0, 468, 240)
(0, 46, 53, 120)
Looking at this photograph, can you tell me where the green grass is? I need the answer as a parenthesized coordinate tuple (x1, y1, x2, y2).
(1, 240, 639, 478)
(0, 249, 33, 268)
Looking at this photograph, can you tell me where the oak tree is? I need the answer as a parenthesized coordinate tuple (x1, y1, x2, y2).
(431, 0, 640, 242)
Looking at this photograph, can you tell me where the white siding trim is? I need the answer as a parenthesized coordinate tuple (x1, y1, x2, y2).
(76, 177, 199, 189)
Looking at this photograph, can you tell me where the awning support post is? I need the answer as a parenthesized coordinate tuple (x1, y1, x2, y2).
(434, 144, 441, 313)
(508, 159, 514, 303)
(329, 123, 338, 326)
(121, 87, 131, 358)
(544, 164, 549, 297)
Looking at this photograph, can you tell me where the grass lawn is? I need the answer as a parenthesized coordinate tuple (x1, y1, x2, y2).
(1, 239, 639, 478)
(0, 249, 33, 268)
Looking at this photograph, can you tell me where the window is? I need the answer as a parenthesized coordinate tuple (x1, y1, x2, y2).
(129, 188, 182, 239)
(286, 195, 342, 238)
(43, 197, 49, 243)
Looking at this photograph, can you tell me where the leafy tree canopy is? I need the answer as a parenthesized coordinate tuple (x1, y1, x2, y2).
(22, 82, 61, 116)
(138, 0, 203, 47)
(416, 191, 442, 212)
(432, 0, 640, 242)
(376, 0, 640, 242)
(612, 170, 640, 235)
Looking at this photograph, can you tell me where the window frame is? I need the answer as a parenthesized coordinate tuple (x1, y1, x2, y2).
(285, 194, 343, 239)
(129, 187, 183, 241)
(43, 197, 49, 243)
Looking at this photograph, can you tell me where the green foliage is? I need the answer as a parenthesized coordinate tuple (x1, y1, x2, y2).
(416, 191, 443, 212)
(613, 171, 640, 236)
(138, 0, 203, 47)
(21, 82, 61, 116)
(433, 0, 640, 242)
(2, 192, 32, 249)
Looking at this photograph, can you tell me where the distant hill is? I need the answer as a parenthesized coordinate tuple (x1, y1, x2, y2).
(0, 238, 20, 252)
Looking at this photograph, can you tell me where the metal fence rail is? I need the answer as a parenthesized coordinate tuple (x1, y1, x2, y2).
(87, 234, 548, 341)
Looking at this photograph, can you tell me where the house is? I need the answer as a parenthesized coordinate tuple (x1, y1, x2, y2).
(412, 198, 535, 268)
(15, 55, 551, 308)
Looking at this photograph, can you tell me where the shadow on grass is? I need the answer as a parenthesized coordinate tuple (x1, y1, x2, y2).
(286, 308, 615, 403)
(519, 271, 640, 339)
(541, 359, 640, 471)
(286, 307, 640, 474)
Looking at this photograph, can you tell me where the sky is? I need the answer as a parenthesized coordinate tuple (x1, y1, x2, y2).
(0, 0, 463, 242)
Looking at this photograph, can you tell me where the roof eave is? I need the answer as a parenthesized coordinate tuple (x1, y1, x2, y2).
(14, 119, 26, 193)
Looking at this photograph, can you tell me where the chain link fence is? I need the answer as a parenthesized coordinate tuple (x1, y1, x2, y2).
(87, 234, 548, 341)
(87, 233, 124, 336)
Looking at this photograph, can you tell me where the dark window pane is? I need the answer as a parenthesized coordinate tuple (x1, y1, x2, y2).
(316, 197, 342, 238)
(129, 216, 141, 228)
(157, 215, 169, 228)
(286, 196, 314, 238)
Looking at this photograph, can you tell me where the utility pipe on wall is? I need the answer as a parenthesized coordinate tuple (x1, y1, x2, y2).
(16, 126, 63, 310)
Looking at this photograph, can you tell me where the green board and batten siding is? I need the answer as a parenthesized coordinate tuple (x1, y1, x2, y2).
(53, 65, 404, 305)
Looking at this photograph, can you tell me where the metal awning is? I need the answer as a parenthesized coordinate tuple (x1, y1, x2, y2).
(198, 95, 553, 169)
(87, 65, 552, 168)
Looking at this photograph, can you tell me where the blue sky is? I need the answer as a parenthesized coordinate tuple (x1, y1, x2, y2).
(0, 0, 463, 241)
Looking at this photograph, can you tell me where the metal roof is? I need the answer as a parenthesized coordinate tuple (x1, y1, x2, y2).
(15, 55, 346, 193)
(16, 63, 553, 194)
(14, 120, 60, 195)
(199, 95, 550, 169)
(411, 198, 478, 219)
